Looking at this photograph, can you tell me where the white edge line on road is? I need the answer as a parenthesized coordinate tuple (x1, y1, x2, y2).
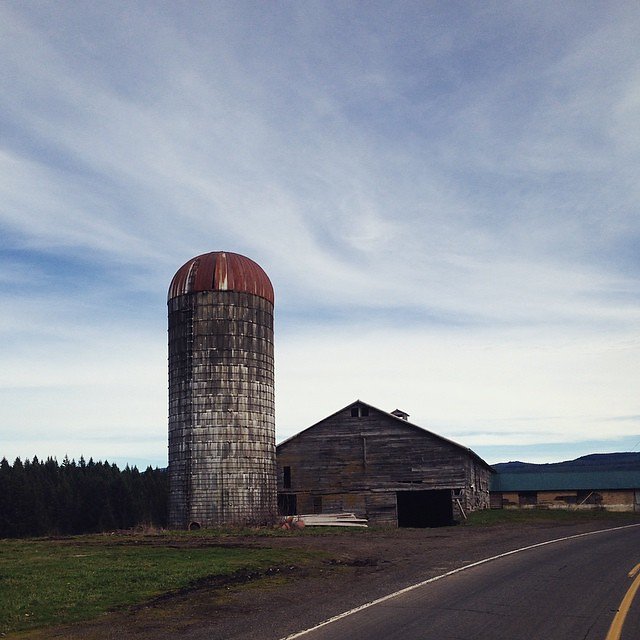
(279, 522, 640, 640)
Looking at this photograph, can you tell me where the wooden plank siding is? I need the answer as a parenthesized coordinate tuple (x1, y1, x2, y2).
(496, 489, 636, 511)
(276, 401, 493, 526)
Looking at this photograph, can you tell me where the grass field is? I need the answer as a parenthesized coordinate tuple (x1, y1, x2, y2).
(3, 511, 639, 635)
(0, 532, 319, 635)
(465, 507, 640, 526)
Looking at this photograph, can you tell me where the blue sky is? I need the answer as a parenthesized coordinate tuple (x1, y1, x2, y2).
(1, 1, 639, 468)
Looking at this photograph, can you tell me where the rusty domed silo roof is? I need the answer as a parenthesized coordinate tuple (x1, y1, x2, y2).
(168, 251, 274, 304)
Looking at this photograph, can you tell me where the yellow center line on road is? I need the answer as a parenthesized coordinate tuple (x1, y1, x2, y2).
(606, 562, 640, 640)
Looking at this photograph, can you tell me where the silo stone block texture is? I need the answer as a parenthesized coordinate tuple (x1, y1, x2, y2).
(168, 252, 276, 528)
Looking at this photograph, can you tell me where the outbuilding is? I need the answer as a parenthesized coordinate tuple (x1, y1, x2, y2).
(276, 400, 493, 527)
(490, 471, 640, 511)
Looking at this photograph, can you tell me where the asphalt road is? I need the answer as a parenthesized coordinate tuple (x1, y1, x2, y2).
(281, 524, 640, 640)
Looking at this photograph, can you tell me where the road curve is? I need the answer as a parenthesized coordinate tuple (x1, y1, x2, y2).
(281, 524, 640, 640)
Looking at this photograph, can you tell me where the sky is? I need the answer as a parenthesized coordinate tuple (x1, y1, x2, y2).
(1, 1, 639, 469)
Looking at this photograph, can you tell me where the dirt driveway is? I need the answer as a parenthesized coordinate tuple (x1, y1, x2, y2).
(22, 515, 640, 640)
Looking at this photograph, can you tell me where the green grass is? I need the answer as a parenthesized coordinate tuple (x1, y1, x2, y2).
(466, 507, 640, 526)
(0, 534, 318, 635)
(5, 513, 637, 634)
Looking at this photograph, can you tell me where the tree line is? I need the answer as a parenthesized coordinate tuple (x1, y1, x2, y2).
(0, 456, 167, 538)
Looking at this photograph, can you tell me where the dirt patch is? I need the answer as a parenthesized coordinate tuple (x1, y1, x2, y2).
(16, 515, 640, 640)
(134, 565, 304, 610)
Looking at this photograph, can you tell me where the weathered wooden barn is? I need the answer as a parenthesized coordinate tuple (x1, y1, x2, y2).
(490, 471, 640, 511)
(276, 400, 493, 527)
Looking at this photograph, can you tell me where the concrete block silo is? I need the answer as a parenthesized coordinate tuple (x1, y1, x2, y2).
(167, 251, 276, 528)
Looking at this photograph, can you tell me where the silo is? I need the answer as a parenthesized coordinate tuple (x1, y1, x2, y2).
(167, 251, 276, 528)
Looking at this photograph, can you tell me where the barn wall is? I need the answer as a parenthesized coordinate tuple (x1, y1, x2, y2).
(490, 492, 503, 509)
(277, 404, 492, 525)
(495, 489, 636, 511)
(594, 490, 634, 509)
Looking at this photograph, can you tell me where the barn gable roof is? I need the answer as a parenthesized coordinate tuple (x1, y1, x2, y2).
(277, 399, 494, 472)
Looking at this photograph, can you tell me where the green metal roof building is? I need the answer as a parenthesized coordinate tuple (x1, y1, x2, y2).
(490, 470, 640, 511)
(491, 471, 640, 493)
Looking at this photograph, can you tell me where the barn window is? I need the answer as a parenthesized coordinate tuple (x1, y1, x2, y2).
(518, 491, 537, 506)
(283, 466, 291, 489)
(313, 496, 323, 514)
(351, 407, 359, 417)
(350, 405, 369, 418)
(361, 406, 369, 416)
(577, 491, 602, 505)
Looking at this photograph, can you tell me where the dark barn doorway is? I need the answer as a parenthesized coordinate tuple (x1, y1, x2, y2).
(278, 493, 297, 516)
(396, 489, 453, 527)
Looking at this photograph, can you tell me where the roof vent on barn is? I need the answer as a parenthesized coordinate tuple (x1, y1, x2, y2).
(391, 409, 409, 421)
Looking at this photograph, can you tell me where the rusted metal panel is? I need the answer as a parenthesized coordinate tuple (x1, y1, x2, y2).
(195, 253, 216, 292)
(168, 252, 274, 305)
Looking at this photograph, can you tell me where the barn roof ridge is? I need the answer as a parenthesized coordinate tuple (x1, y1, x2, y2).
(277, 399, 494, 472)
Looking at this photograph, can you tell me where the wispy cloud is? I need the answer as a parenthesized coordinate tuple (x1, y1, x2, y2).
(0, 1, 638, 466)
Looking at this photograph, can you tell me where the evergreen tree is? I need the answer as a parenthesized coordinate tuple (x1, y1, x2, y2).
(0, 456, 168, 537)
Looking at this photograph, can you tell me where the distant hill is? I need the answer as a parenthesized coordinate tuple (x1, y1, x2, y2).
(492, 452, 640, 474)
